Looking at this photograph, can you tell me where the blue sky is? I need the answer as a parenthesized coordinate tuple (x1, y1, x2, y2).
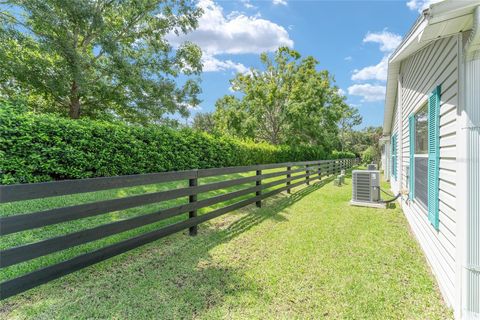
(170, 0, 436, 128)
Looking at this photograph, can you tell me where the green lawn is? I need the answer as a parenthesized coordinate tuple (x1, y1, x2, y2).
(0, 170, 452, 319)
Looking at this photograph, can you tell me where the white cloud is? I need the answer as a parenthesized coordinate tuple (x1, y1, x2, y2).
(351, 30, 401, 82)
(337, 88, 346, 96)
(348, 84, 386, 102)
(180, 102, 201, 111)
(272, 0, 287, 6)
(344, 56, 352, 61)
(240, 0, 256, 9)
(202, 54, 249, 73)
(169, 0, 293, 55)
(363, 31, 402, 53)
(352, 56, 389, 81)
(406, 0, 442, 12)
(167, 0, 292, 74)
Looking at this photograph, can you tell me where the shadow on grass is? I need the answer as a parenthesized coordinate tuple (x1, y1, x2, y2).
(1, 173, 341, 319)
(203, 174, 337, 245)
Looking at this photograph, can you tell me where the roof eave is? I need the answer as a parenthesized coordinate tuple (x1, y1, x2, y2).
(382, 0, 479, 135)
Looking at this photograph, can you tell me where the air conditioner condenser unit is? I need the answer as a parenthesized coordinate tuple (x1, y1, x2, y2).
(350, 170, 386, 208)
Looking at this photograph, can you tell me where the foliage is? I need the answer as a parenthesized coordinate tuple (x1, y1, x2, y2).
(330, 150, 356, 160)
(212, 47, 360, 151)
(0, 0, 202, 123)
(192, 112, 216, 134)
(361, 146, 376, 164)
(0, 109, 354, 184)
(338, 107, 362, 151)
(342, 126, 383, 158)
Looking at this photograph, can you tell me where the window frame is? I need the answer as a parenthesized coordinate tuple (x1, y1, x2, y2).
(414, 104, 429, 156)
(412, 103, 429, 211)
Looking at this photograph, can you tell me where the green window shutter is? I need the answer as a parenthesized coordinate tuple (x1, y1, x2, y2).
(394, 134, 397, 179)
(391, 134, 397, 179)
(409, 115, 415, 200)
(390, 136, 393, 177)
(427, 85, 441, 230)
(390, 135, 394, 177)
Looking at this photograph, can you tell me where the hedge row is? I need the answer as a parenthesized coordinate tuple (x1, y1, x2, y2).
(0, 109, 355, 184)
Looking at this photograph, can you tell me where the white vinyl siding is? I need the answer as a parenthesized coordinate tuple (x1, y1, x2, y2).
(391, 34, 459, 307)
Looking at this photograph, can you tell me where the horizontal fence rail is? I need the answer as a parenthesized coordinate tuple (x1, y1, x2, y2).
(0, 158, 358, 299)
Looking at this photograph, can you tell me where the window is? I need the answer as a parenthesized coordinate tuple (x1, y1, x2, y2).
(415, 106, 428, 154)
(409, 86, 441, 230)
(414, 104, 428, 209)
(391, 134, 397, 179)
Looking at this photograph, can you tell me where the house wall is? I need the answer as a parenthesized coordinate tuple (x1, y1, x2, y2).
(389, 34, 460, 308)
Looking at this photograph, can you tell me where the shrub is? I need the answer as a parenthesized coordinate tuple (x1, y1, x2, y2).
(0, 109, 355, 184)
(330, 150, 356, 160)
(361, 146, 376, 164)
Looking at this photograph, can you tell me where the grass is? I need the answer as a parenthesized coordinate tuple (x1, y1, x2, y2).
(0, 169, 452, 319)
(0, 167, 304, 281)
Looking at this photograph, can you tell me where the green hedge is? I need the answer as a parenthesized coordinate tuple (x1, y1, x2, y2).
(0, 109, 355, 184)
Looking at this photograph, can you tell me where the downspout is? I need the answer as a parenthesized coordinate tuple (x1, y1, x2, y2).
(462, 5, 480, 320)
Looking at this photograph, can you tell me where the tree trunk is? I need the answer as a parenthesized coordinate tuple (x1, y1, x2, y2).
(69, 81, 81, 119)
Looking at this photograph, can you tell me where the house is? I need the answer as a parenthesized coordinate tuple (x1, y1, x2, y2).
(382, 1, 480, 319)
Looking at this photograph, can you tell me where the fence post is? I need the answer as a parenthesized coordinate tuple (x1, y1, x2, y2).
(306, 164, 310, 185)
(318, 163, 321, 180)
(287, 166, 291, 194)
(189, 176, 198, 236)
(256, 170, 262, 208)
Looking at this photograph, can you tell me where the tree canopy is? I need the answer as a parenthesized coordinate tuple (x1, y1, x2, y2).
(342, 126, 383, 158)
(0, 0, 202, 123)
(211, 47, 361, 152)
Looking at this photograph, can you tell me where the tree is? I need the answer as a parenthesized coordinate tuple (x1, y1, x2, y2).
(0, 0, 202, 123)
(338, 105, 362, 151)
(213, 95, 254, 139)
(192, 112, 216, 134)
(213, 47, 359, 152)
(342, 126, 382, 157)
(361, 145, 376, 164)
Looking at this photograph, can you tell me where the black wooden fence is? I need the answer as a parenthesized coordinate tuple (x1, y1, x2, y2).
(0, 158, 357, 299)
